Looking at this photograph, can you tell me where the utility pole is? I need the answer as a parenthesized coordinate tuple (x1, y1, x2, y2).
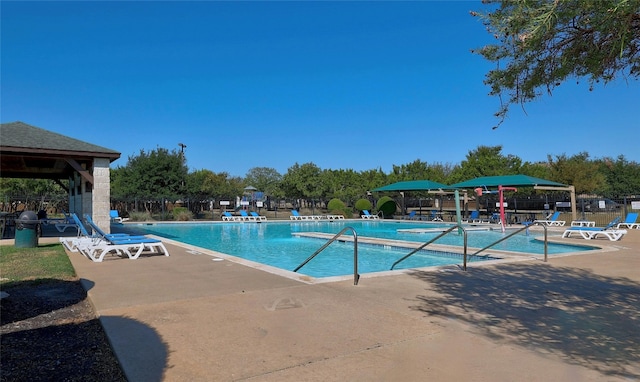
(178, 143, 187, 192)
(178, 143, 186, 157)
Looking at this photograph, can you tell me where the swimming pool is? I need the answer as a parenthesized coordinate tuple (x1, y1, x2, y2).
(124, 220, 593, 278)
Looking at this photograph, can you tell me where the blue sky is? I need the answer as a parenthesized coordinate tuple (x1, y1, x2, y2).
(2, 1, 638, 177)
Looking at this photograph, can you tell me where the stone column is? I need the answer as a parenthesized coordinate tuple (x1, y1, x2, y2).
(92, 158, 111, 234)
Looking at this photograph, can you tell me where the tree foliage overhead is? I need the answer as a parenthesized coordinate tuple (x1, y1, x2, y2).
(472, 0, 640, 127)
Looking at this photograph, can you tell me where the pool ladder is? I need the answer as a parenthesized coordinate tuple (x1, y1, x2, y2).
(391, 222, 549, 271)
(293, 226, 360, 285)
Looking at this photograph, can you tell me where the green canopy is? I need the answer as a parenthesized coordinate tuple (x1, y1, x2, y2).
(371, 180, 450, 192)
(448, 175, 566, 189)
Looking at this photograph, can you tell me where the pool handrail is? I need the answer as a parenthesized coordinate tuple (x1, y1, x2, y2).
(390, 225, 459, 270)
(293, 226, 360, 285)
(469, 222, 548, 262)
(392, 222, 549, 272)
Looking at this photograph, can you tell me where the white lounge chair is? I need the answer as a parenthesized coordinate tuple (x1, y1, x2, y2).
(59, 213, 134, 252)
(39, 211, 78, 233)
(562, 228, 628, 241)
(361, 210, 379, 219)
(239, 210, 257, 221)
(534, 211, 566, 226)
(222, 212, 243, 221)
(562, 217, 626, 241)
(250, 211, 267, 221)
(70, 214, 169, 262)
(290, 210, 322, 220)
(617, 212, 639, 229)
(110, 210, 129, 223)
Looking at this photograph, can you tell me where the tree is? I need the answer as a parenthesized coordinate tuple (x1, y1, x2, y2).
(0, 178, 68, 211)
(547, 152, 606, 194)
(243, 167, 282, 197)
(321, 169, 363, 206)
(472, 0, 640, 128)
(359, 168, 389, 192)
(596, 155, 640, 197)
(280, 162, 326, 206)
(448, 145, 522, 183)
(389, 160, 454, 184)
(111, 147, 188, 200)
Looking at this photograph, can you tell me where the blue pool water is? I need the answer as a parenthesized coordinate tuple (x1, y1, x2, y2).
(126, 220, 592, 278)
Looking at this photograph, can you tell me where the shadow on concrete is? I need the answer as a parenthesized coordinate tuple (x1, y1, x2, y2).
(408, 263, 640, 379)
(101, 316, 170, 382)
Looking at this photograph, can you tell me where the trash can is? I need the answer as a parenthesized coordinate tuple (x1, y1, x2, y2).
(15, 211, 39, 248)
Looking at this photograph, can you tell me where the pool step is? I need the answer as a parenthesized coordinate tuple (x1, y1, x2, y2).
(398, 226, 494, 234)
(292, 232, 463, 252)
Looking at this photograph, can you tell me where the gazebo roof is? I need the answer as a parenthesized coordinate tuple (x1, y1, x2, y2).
(0, 121, 120, 179)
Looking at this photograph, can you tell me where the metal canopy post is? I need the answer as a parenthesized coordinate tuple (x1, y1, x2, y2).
(498, 185, 517, 233)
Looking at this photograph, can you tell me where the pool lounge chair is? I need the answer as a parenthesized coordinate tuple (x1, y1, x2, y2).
(325, 214, 344, 220)
(239, 210, 256, 221)
(534, 211, 566, 226)
(80, 214, 169, 262)
(290, 210, 323, 220)
(39, 210, 78, 233)
(222, 212, 243, 222)
(250, 211, 267, 221)
(361, 210, 379, 219)
(59, 213, 137, 252)
(562, 217, 626, 241)
(617, 212, 639, 229)
(429, 210, 444, 222)
(290, 210, 311, 220)
(110, 210, 129, 223)
(464, 210, 486, 223)
(402, 211, 418, 220)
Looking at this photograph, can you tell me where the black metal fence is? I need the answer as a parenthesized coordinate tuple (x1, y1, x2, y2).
(109, 197, 333, 221)
(2, 193, 638, 224)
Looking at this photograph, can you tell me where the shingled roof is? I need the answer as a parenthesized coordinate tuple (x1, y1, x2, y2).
(0, 121, 121, 179)
(1, 121, 120, 157)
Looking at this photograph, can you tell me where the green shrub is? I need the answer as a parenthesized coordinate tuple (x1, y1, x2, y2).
(128, 211, 153, 222)
(172, 207, 193, 221)
(354, 198, 372, 212)
(327, 198, 346, 211)
(376, 196, 398, 218)
(327, 198, 353, 218)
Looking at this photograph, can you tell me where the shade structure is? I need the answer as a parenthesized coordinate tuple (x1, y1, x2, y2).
(448, 175, 566, 189)
(371, 180, 450, 192)
(449, 175, 568, 233)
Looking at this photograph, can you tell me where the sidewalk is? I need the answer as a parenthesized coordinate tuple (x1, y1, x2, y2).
(65, 229, 640, 381)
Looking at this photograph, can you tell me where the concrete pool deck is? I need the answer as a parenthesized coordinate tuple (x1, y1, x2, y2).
(43, 224, 640, 380)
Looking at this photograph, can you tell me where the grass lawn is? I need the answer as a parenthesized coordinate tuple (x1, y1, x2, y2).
(0, 244, 76, 287)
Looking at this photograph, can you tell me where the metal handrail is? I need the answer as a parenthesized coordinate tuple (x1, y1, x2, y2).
(391, 222, 548, 272)
(390, 225, 459, 270)
(469, 222, 548, 262)
(293, 226, 360, 285)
